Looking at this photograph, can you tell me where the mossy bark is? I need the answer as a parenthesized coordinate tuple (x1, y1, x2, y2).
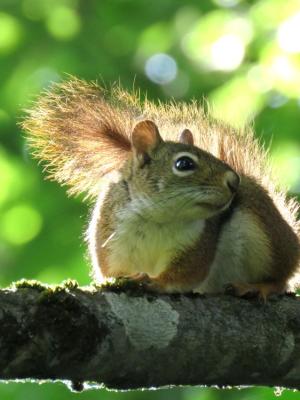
(0, 281, 300, 391)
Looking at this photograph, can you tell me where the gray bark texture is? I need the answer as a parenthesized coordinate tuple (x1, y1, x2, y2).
(0, 280, 300, 391)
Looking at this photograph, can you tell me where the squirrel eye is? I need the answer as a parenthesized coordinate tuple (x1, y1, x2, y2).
(174, 156, 196, 171)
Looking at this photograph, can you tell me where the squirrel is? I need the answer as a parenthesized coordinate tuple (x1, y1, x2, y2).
(22, 78, 300, 300)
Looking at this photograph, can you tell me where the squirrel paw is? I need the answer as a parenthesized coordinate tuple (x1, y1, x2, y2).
(225, 282, 284, 302)
(130, 274, 164, 293)
(122, 273, 163, 292)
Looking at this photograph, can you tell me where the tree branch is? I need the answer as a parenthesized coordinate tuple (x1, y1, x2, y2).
(0, 281, 299, 391)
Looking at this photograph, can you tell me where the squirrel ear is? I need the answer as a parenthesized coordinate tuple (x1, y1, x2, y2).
(131, 120, 163, 158)
(179, 129, 194, 146)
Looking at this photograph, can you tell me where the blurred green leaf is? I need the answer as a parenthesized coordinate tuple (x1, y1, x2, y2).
(0, 12, 22, 54)
(0, 0, 300, 398)
(46, 5, 81, 40)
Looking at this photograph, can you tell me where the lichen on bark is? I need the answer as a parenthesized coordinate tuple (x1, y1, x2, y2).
(0, 280, 299, 391)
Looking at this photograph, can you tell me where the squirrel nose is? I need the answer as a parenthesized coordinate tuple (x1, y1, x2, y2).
(224, 171, 240, 193)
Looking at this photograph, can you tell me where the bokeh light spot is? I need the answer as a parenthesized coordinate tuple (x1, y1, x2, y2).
(267, 91, 288, 108)
(278, 12, 300, 53)
(270, 55, 297, 82)
(211, 34, 245, 71)
(1, 204, 43, 245)
(0, 13, 22, 54)
(145, 53, 177, 85)
(181, 12, 251, 72)
(46, 6, 81, 40)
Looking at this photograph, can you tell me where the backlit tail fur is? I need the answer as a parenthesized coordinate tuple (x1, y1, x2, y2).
(22, 77, 300, 237)
(22, 78, 136, 198)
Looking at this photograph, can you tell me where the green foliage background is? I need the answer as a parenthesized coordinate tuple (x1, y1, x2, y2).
(0, 0, 300, 398)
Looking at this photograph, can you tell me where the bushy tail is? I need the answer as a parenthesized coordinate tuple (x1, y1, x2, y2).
(22, 78, 266, 197)
(22, 78, 141, 198)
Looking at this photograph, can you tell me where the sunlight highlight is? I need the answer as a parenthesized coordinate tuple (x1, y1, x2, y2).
(210, 34, 245, 71)
(270, 56, 297, 82)
(277, 12, 300, 53)
(145, 53, 178, 84)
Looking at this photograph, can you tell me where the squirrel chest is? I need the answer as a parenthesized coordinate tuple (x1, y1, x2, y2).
(105, 210, 206, 278)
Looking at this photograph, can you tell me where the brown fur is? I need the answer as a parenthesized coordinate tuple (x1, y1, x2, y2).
(22, 78, 300, 294)
(152, 218, 221, 292)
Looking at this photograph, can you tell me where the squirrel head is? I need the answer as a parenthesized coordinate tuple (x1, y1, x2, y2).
(123, 120, 240, 222)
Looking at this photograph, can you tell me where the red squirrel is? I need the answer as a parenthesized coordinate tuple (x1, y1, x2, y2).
(22, 78, 300, 299)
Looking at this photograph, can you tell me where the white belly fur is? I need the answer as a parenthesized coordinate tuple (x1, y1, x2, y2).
(195, 208, 272, 293)
(106, 215, 205, 278)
